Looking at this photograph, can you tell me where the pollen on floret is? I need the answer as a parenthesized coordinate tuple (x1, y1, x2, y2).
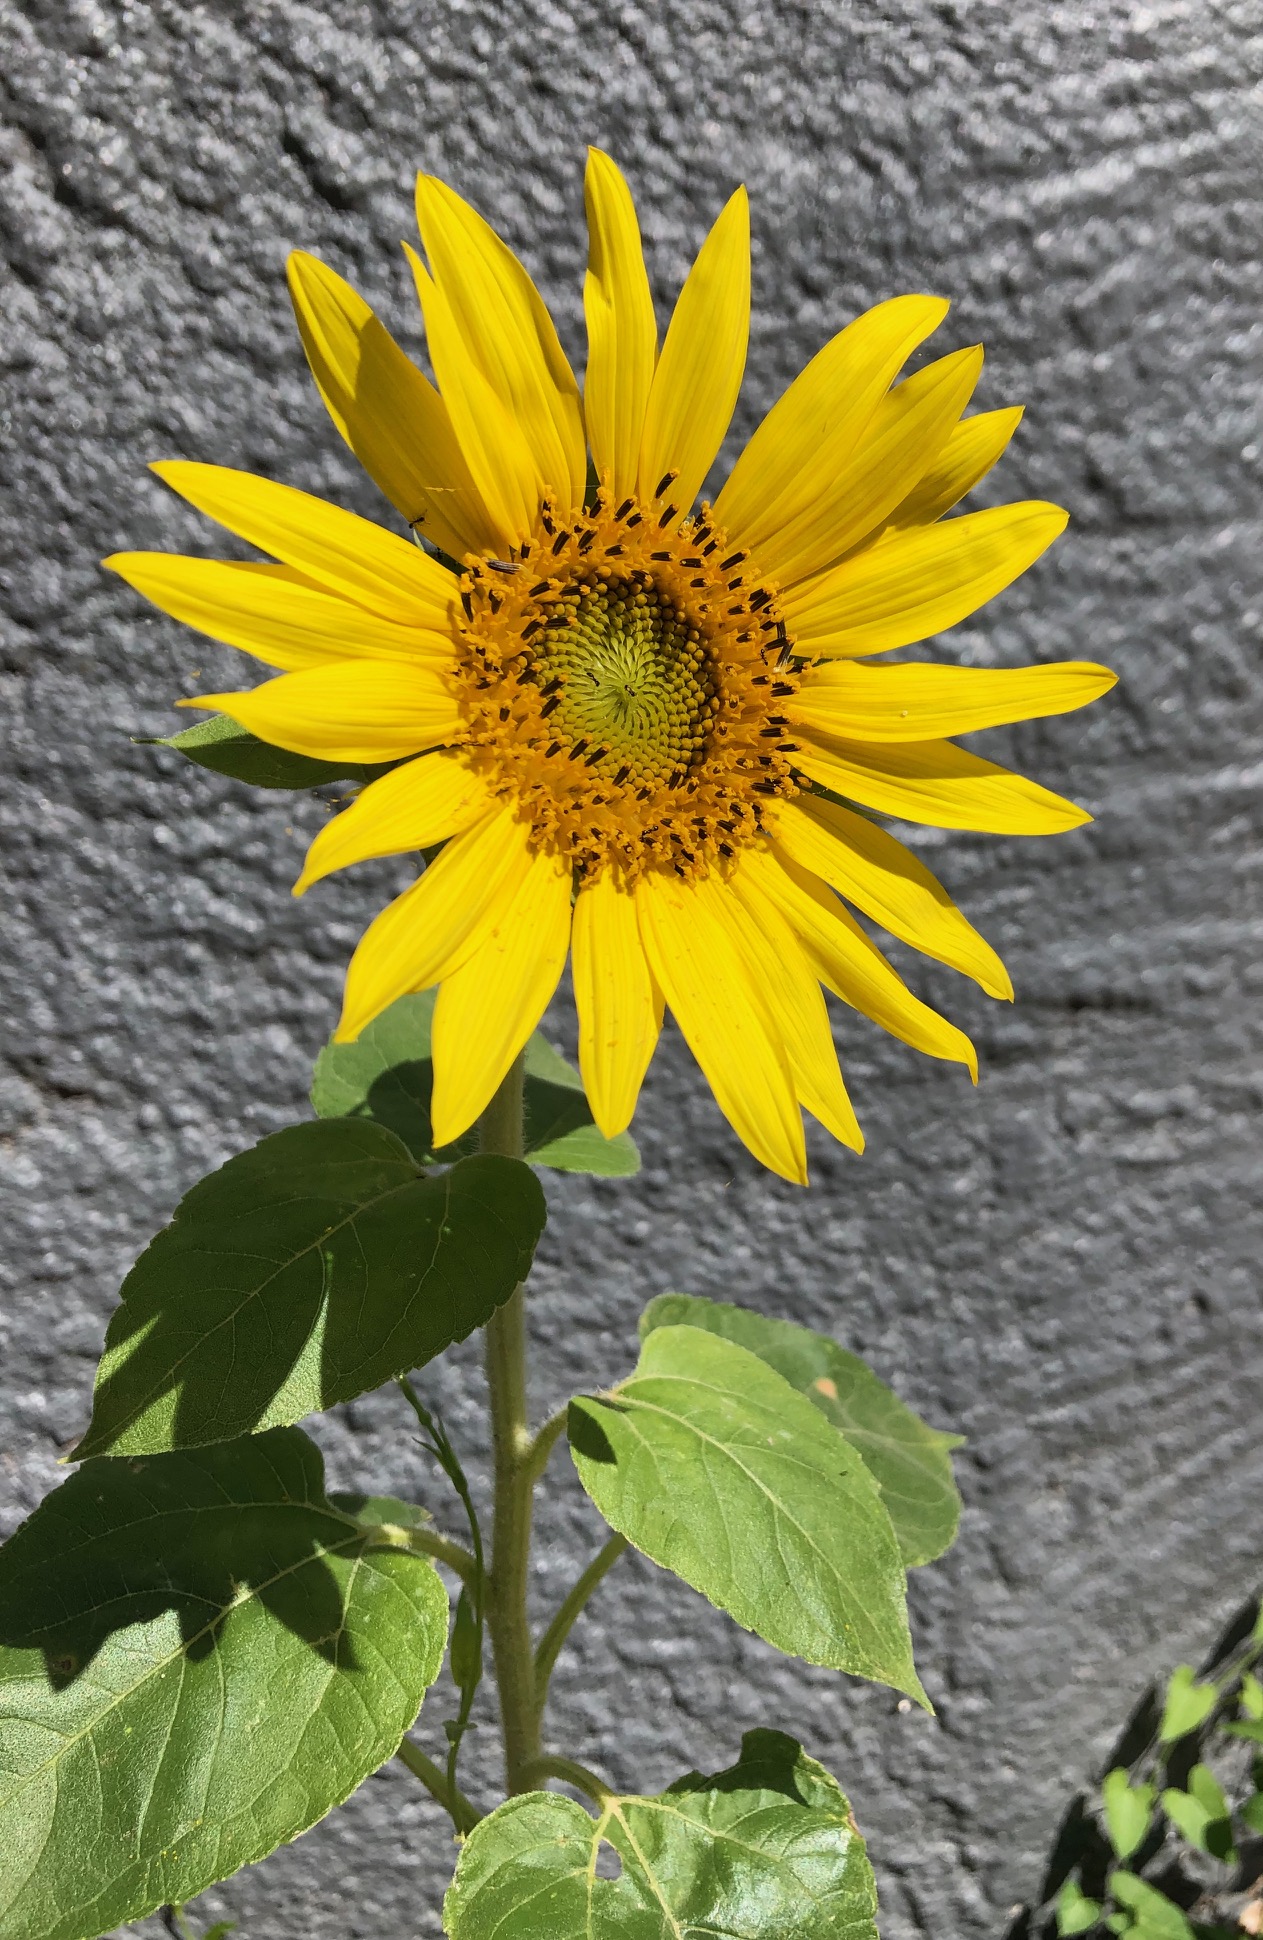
(451, 486, 803, 882)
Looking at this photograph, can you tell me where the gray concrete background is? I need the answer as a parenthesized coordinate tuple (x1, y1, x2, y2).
(2, 2, 1261, 1935)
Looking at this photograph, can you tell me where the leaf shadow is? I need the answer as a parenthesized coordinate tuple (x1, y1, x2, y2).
(0, 1456, 364, 1688)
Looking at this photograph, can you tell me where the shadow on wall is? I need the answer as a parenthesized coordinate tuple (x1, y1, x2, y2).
(1009, 1594, 1263, 1940)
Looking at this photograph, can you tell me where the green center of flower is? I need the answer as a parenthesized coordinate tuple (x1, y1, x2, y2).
(529, 576, 717, 787)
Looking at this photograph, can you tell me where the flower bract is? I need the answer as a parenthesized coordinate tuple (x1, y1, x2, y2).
(108, 150, 1115, 1182)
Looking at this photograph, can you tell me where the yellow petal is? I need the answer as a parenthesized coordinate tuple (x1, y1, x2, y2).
(635, 868, 806, 1184)
(781, 501, 1068, 657)
(752, 345, 985, 589)
(884, 406, 1024, 532)
(429, 846, 573, 1145)
(583, 148, 657, 503)
(414, 175, 587, 518)
(726, 864, 864, 1152)
(791, 731, 1091, 835)
(294, 752, 488, 895)
(404, 243, 541, 552)
(151, 462, 456, 627)
(286, 250, 496, 561)
(184, 659, 462, 763)
(789, 658, 1117, 742)
(746, 846, 977, 1076)
(768, 795, 1011, 999)
(637, 186, 749, 525)
(104, 553, 456, 673)
(714, 293, 948, 561)
(572, 867, 663, 1139)
(335, 807, 535, 1042)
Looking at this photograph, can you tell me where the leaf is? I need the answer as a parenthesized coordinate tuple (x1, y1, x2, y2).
(1101, 1770, 1155, 1861)
(311, 990, 639, 1177)
(77, 1120, 545, 1458)
(139, 712, 399, 789)
(1240, 1671, 1263, 1722)
(443, 1728, 878, 1940)
(1161, 1765, 1235, 1863)
(1158, 1665, 1217, 1743)
(639, 1293, 962, 1568)
(1107, 1873, 1194, 1940)
(328, 1492, 432, 1533)
(1057, 1880, 1103, 1936)
(1241, 1792, 1263, 1835)
(1225, 1721, 1263, 1746)
(569, 1325, 925, 1703)
(0, 1428, 448, 1940)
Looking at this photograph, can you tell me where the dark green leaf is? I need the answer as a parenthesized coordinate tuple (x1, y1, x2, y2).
(139, 713, 399, 789)
(78, 1120, 545, 1458)
(311, 991, 639, 1176)
(569, 1325, 925, 1703)
(0, 1428, 447, 1940)
(1101, 1770, 1155, 1861)
(640, 1293, 962, 1568)
(443, 1729, 877, 1940)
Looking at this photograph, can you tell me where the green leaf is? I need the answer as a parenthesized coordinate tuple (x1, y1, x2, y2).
(1240, 1670, 1263, 1722)
(77, 1120, 545, 1458)
(1224, 1720, 1263, 1746)
(327, 1492, 432, 1534)
(1158, 1665, 1217, 1743)
(1240, 1792, 1263, 1835)
(1107, 1873, 1194, 1940)
(139, 713, 399, 789)
(1057, 1880, 1103, 1936)
(0, 1428, 447, 1940)
(1161, 1766, 1235, 1863)
(1101, 1770, 1155, 1861)
(639, 1293, 962, 1568)
(311, 990, 639, 1177)
(569, 1325, 925, 1703)
(443, 1729, 877, 1940)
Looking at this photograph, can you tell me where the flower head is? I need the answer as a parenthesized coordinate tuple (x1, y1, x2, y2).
(108, 151, 1114, 1183)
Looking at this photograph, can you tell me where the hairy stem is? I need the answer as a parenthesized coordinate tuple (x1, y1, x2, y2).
(480, 1055, 541, 1793)
(401, 1524, 478, 1585)
(515, 1753, 614, 1805)
(533, 1534, 629, 1715)
(396, 1737, 481, 1834)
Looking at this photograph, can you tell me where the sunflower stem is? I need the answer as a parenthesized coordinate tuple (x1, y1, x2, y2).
(479, 1054, 542, 1795)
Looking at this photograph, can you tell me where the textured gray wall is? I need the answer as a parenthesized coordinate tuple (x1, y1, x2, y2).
(2, 2, 1261, 1935)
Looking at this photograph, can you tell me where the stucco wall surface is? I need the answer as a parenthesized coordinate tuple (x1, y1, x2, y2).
(1, 2, 1261, 1935)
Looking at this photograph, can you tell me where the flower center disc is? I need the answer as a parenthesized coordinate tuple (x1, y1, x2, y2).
(453, 490, 800, 883)
(532, 578, 715, 789)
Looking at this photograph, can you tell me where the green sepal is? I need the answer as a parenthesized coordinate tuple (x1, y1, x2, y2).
(138, 713, 399, 789)
(312, 990, 639, 1176)
(569, 1324, 926, 1704)
(640, 1292, 962, 1567)
(442, 1729, 877, 1940)
(77, 1120, 545, 1458)
(0, 1428, 448, 1940)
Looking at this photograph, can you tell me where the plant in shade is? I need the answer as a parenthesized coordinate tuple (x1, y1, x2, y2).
(0, 151, 1113, 1939)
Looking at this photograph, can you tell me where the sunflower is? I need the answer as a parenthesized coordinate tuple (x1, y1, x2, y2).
(107, 150, 1114, 1184)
